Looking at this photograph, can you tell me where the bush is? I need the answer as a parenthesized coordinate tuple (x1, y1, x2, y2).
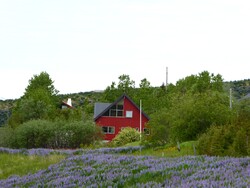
(0, 127, 13, 147)
(197, 123, 250, 157)
(111, 127, 140, 147)
(10, 119, 102, 149)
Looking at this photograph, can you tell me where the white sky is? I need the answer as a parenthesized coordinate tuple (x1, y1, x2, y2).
(0, 0, 250, 99)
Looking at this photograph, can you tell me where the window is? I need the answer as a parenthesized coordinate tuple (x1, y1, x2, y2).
(102, 126, 115, 134)
(126, 111, 133, 118)
(103, 100, 124, 117)
(143, 128, 150, 135)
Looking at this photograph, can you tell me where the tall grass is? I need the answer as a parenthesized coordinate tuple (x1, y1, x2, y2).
(0, 153, 65, 179)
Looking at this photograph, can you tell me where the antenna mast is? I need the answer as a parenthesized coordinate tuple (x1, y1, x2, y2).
(230, 88, 232, 109)
(166, 67, 168, 88)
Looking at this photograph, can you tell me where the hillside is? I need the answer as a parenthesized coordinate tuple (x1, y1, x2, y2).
(224, 79, 250, 99)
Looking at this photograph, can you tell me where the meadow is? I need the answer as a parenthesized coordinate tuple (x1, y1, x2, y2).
(0, 147, 249, 187)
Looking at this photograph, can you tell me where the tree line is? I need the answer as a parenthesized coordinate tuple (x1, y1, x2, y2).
(0, 71, 250, 156)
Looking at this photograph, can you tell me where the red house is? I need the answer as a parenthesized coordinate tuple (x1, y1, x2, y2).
(94, 94, 150, 141)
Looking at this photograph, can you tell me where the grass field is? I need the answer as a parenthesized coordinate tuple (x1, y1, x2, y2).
(0, 153, 65, 179)
(126, 141, 197, 157)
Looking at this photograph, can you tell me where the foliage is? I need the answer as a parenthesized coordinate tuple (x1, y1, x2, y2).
(1, 71, 250, 157)
(0, 110, 11, 127)
(146, 108, 171, 146)
(9, 120, 102, 149)
(102, 74, 171, 116)
(102, 74, 136, 102)
(0, 149, 249, 187)
(224, 79, 250, 99)
(0, 127, 13, 147)
(148, 71, 232, 145)
(170, 91, 233, 142)
(8, 72, 60, 127)
(197, 103, 250, 157)
(58, 91, 103, 118)
(197, 124, 249, 157)
(53, 107, 83, 122)
(111, 127, 141, 146)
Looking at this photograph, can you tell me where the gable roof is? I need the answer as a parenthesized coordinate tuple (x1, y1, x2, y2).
(94, 94, 150, 121)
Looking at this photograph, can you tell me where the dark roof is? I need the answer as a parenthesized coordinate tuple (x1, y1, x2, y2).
(94, 102, 111, 119)
(94, 94, 150, 121)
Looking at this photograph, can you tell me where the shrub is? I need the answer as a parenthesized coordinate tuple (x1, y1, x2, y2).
(197, 123, 250, 157)
(10, 119, 102, 149)
(111, 127, 140, 147)
(0, 127, 13, 147)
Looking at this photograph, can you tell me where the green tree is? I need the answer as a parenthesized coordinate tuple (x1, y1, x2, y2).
(170, 91, 232, 142)
(139, 78, 151, 88)
(24, 72, 59, 98)
(147, 71, 231, 145)
(102, 74, 136, 102)
(8, 72, 60, 127)
(146, 108, 171, 146)
(117, 74, 135, 93)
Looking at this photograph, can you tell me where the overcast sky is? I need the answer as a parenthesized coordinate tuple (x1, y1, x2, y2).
(0, 0, 250, 99)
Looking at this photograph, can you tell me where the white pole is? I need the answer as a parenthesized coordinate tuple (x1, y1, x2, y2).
(230, 88, 232, 109)
(140, 99, 142, 154)
(166, 67, 168, 88)
(140, 99, 142, 142)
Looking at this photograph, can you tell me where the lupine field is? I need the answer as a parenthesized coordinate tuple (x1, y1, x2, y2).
(0, 147, 250, 187)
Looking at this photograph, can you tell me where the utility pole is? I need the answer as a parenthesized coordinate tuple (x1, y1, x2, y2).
(230, 88, 232, 109)
(166, 67, 168, 89)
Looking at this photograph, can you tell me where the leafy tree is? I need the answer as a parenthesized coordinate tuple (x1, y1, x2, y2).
(117, 74, 135, 93)
(170, 91, 232, 142)
(146, 108, 171, 146)
(102, 82, 120, 102)
(175, 71, 223, 94)
(197, 98, 250, 156)
(139, 78, 151, 88)
(8, 72, 60, 127)
(102, 74, 136, 102)
(147, 71, 232, 145)
(24, 72, 59, 98)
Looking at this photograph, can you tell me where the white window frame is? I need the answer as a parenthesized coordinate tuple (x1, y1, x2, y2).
(126, 111, 133, 118)
(102, 126, 115, 134)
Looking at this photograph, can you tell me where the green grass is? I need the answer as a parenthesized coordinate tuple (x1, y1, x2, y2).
(130, 141, 197, 157)
(0, 153, 65, 179)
